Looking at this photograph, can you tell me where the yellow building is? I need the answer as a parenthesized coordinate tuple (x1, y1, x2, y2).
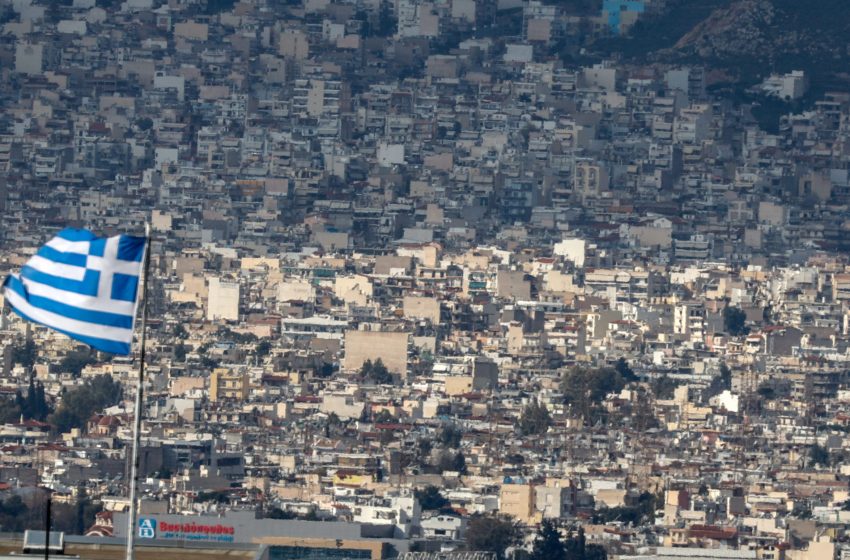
(499, 483, 539, 524)
(210, 368, 250, 402)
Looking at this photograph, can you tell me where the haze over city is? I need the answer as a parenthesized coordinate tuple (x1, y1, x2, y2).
(2, 0, 850, 559)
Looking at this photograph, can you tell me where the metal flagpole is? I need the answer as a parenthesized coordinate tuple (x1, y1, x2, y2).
(44, 494, 51, 560)
(126, 224, 152, 560)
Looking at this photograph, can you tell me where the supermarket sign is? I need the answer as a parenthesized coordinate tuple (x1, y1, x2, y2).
(138, 517, 235, 543)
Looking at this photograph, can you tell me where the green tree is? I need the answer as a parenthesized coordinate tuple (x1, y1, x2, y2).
(35, 382, 48, 419)
(451, 451, 467, 474)
(757, 383, 776, 399)
(205, 0, 237, 15)
(652, 375, 679, 399)
(564, 526, 607, 560)
(0, 394, 23, 424)
(173, 323, 187, 338)
(255, 340, 272, 358)
(49, 408, 79, 434)
(316, 363, 336, 378)
(359, 358, 393, 385)
(324, 412, 343, 437)
(704, 363, 732, 401)
(591, 492, 659, 527)
(0, 495, 29, 532)
(723, 306, 749, 336)
(21, 377, 50, 421)
(174, 343, 187, 362)
(375, 0, 397, 37)
(561, 367, 627, 405)
(719, 363, 731, 387)
(810, 443, 830, 467)
(267, 507, 296, 519)
(135, 117, 153, 131)
(59, 349, 97, 377)
(374, 409, 395, 424)
(531, 519, 565, 560)
(298, 509, 321, 521)
(354, 9, 371, 36)
(436, 450, 467, 474)
(465, 514, 521, 560)
(415, 485, 449, 511)
(197, 341, 219, 368)
(360, 359, 374, 377)
(0, 494, 99, 534)
(220, 328, 258, 344)
(12, 339, 37, 369)
(439, 424, 463, 448)
(415, 438, 433, 468)
(519, 401, 552, 436)
(561, 366, 627, 422)
(197, 490, 230, 504)
(614, 358, 638, 382)
(48, 375, 123, 434)
(26, 376, 37, 414)
(584, 544, 608, 560)
(71, 487, 101, 535)
(792, 503, 813, 518)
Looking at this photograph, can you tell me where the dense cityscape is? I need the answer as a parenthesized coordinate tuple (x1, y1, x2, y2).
(2, 0, 850, 559)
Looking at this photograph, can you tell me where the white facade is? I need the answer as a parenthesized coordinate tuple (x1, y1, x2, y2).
(153, 72, 186, 101)
(207, 277, 240, 321)
(761, 70, 808, 100)
(553, 238, 586, 268)
(421, 514, 465, 540)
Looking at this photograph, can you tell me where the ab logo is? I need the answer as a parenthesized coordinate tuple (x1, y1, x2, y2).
(138, 518, 156, 539)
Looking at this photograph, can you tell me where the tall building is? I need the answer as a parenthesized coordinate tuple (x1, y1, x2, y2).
(574, 160, 609, 201)
(210, 368, 250, 402)
(395, 0, 420, 37)
(207, 277, 240, 321)
(500, 482, 538, 524)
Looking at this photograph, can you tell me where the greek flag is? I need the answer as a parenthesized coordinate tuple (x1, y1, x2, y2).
(2, 228, 147, 355)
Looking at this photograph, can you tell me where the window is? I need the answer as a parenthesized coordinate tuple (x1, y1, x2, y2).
(270, 546, 371, 559)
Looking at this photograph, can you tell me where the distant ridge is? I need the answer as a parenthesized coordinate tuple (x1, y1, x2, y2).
(598, 0, 850, 92)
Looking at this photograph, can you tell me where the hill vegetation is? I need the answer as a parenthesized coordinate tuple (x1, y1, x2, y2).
(595, 0, 850, 93)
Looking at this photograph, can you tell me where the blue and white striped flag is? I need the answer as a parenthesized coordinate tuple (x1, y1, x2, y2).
(2, 228, 147, 355)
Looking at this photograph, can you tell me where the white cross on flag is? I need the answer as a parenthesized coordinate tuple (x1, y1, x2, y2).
(2, 228, 147, 355)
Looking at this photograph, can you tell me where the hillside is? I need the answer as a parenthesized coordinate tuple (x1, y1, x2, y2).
(596, 0, 850, 92)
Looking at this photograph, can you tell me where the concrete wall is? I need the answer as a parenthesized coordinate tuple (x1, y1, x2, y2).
(496, 270, 531, 300)
(169, 376, 205, 397)
(344, 330, 409, 374)
(277, 279, 315, 302)
(499, 484, 537, 524)
(402, 296, 440, 323)
(207, 277, 239, 321)
(335, 275, 372, 305)
(174, 21, 208, 41)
